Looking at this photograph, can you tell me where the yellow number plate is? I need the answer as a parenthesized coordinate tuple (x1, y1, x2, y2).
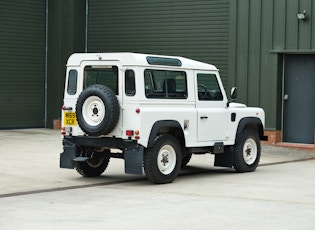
(63, 112, 77, 126)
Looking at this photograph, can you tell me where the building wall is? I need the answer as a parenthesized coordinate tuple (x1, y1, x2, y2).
(46, 0, 85, 128)
(87, 0, 230, 86)
(0, 0, 46, 128)
(2, 0, 314, 142)
(0, 0, 85, 129)
(228, 0, 315, 134)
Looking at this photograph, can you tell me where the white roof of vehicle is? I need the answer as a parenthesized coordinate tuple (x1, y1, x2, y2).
(67, 52, 218, 71)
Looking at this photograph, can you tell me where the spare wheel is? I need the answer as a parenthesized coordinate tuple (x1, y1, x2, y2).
(76, 84, 120, 136)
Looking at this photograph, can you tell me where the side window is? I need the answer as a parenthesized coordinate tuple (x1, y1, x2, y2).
(83, 66, 118, 94)
(197, 73, 223, 101)
(144, 69, 187, 99)
(125, 70, 136, 96)
(67, 70, 77, 95)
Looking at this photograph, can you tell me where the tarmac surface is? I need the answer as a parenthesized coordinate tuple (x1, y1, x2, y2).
(1, 129, 315, 229)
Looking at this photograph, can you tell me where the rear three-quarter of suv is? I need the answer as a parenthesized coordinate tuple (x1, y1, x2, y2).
(60, 53, 267, 184)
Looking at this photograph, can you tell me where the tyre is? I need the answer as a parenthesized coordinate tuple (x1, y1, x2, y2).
(75, 149, 110, 177)
(181, 148, 192, 167)
(233, 129, 260, 172)
(144, 134, 182, 184)
(76, 84, 120, 136)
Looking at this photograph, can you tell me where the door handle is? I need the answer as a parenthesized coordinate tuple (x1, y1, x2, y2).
(284, 94, 289, 101)
(200, 116, 208, 119)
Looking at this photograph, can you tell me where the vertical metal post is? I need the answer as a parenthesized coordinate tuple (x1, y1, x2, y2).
(44, 0, 49, 127)
(85, 0, 88, 52)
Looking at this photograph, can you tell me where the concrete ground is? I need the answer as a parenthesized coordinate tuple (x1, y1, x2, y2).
(0, 129, 315, 229)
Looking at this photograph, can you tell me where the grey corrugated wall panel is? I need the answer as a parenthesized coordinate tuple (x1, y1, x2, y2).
(0, 0, 46, 128)
(87, 0, 230, 87)
(228, 0, 315, 130)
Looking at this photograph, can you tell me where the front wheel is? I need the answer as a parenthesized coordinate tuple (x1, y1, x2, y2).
(233, 129, 260, 172)
(144, 134, 182, 184)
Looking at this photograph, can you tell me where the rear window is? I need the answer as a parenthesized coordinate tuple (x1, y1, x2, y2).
(84, 66, 118, 94)
(67, 70, 77, 95)
(125, 70, 136, 96)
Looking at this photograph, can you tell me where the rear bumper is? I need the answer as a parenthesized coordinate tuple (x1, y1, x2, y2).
(60, 135, 144, 175)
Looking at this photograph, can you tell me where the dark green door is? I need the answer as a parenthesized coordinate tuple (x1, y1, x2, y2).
(283, 55, 315, 144)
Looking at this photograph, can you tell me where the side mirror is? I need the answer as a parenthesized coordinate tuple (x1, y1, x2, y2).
(231, 87, 237, 100)
(227, 87, 237, 107)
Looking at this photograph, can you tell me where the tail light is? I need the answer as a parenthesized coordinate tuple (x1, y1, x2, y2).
(126, 130, 140, 139)
(126, 130, 134, 136)
(62, 105, 73, 111)
(61, 126, 72, 136)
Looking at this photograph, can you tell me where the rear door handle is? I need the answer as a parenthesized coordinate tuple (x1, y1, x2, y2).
(200, 116, 208, 119)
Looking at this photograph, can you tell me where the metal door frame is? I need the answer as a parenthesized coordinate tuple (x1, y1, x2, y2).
(281, 55, 285, 142)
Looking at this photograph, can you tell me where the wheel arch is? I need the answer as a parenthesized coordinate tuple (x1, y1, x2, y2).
(147, 120, 185, 148)
(236, 117, 265, 140)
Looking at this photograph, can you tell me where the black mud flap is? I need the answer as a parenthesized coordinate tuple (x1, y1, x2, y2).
(214, 146, 233, 168)
(124, 145, 144, 175)
(60, 140, 78, 169)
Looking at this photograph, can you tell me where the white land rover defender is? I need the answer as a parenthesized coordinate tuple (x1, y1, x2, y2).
(60, 52, 267, 184)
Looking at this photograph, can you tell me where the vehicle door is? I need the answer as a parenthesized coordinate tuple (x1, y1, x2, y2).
(78, 61, 123, 134)
(195, 71, 229, 142)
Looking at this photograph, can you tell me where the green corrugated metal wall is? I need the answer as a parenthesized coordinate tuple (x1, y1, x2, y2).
(46, 0, 85, 128)
(87, 0, 230, 87)
(3, 0, 314, 131)
(0, 0, 46, 128)
(229, 0, 315, 130)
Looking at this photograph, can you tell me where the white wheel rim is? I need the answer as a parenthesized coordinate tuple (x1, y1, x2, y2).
(243, 138, 257, 165)
(157, 145, 176, 175)
(82, 96, 106, 126)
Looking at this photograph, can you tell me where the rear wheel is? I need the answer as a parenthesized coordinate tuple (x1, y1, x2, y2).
(144, 134, 182, 184)
(233, 129, 260, 172)
(75, 149, 110, 177)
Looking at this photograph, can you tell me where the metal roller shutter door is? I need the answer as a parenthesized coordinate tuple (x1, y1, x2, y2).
(0, 0, 46, 128)
(87, 0, 229, 86)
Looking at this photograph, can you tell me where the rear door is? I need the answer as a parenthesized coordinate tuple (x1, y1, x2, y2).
(83, 61, 123, 134)
(64, 61, 123, 135)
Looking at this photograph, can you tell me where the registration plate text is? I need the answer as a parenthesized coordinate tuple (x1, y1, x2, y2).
(64, 112, 77, 126)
